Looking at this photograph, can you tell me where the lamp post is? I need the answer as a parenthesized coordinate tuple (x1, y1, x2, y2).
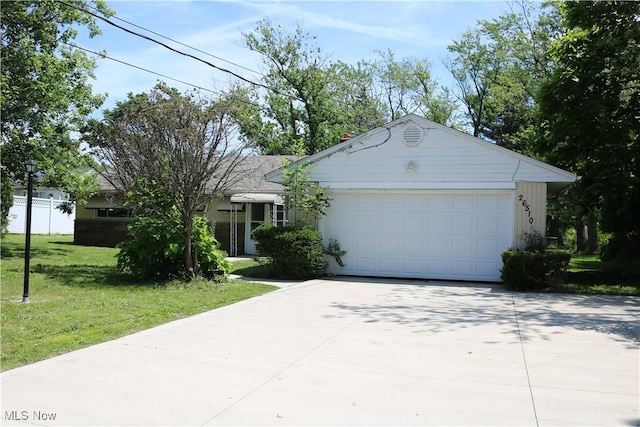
(23, 159, 36, 303)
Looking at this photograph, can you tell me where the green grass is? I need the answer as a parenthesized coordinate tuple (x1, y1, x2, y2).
(1, 234, 277, 371)
(229, 257, 273, 278)
(557, 253, 640, 296)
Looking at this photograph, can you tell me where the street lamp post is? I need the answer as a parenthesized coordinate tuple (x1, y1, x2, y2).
(23, 159, 36, 303)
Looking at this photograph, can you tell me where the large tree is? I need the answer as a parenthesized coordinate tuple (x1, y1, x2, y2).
(446, 1, 560, 150)
(1, 0, 112, 233)
(241, 19, 341, 155)
(371, 49, 460, 127)
(84, 83, 254, 276)
(536, 1, 640, 258)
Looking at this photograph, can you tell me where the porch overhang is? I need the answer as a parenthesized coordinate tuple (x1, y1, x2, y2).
(230, 193, 284, 205)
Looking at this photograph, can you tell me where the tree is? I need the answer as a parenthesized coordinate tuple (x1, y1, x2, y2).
(371, 49, 460, 126)
(1, 0, 113, 233)
(84, 83, 254, 276)
(536, 1, 640, 258)
(446, 1, 560, 149)
(446, 29, 504, 138)
(280, 140, 330, 226)
(242, 19, 340, 155)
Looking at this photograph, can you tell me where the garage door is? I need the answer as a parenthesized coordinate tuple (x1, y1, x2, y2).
(321, 191, 513, 282)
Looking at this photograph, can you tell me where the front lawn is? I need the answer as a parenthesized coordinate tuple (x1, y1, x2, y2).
(0, 234, 276, 371)
(557, 253, 640, 296)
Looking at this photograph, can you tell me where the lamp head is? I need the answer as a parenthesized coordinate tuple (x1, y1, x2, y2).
(26, 160, 36, 174)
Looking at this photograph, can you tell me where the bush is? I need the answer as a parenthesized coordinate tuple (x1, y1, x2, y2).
(501, 250, 571, 291)
(117, 212, 230, 280)
(252, 223, 324, 279)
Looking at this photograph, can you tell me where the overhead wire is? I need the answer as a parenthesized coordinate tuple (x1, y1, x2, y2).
(63, 41, 220, 96)
(57, 0, 362, 125)
(56, 0, 292, 99)
(78, 1, 265, 79)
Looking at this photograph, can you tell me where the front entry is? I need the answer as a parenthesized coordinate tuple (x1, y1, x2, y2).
(243, 203, 286, 255)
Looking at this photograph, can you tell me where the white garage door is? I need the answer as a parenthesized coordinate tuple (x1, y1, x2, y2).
(322, 191, 513, 282)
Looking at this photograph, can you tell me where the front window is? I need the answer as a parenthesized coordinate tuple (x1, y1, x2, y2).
(96, 208, 132, 218)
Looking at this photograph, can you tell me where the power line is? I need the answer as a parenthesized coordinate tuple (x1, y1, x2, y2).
(64, 42, 220, 95)
(63, 40, 269, 113)
(57, 0, 292, 100)
(79, 1, 265, 79)
(57, 0, 362, 126)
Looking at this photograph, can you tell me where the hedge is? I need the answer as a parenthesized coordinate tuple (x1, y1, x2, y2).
(251, 224, 324, 279)
(501, 251, 571, 291)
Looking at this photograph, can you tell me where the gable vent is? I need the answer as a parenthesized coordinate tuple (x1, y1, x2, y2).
(402, 124, 423, 146)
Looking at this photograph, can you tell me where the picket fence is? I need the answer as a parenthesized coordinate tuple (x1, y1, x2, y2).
(7, 196, 75, 234)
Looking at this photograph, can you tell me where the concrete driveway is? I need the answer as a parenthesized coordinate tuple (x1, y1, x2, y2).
(1, 278, 638, 426)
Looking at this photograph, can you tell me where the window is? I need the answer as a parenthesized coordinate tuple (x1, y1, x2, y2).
(96, 208, 132, 218)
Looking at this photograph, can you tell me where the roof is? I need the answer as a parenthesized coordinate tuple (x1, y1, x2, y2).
(95, 155, 298, 195)
(265, 114, 578, 193)
(219, 155, 298, 195)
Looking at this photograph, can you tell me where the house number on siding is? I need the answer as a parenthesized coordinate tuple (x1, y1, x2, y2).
(518, 194, 535, 227)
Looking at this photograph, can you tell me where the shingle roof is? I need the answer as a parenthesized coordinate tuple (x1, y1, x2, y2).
(95, 155, 298, 195)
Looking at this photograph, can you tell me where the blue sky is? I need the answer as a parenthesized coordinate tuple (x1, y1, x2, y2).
(75, 1, 516, 115)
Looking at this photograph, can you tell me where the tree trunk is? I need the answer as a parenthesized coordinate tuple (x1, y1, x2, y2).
(548, 216, 564, 248)
(575, 220, 588, 252)
(586, 212, 598, 254)
(184, 217, 195, 277)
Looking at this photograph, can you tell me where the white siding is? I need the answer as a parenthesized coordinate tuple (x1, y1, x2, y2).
(285, 115, 578, 191)
(513, 182, 547, 249)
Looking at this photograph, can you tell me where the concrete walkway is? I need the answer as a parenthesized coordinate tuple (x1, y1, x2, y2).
(1, 278, 638, 426)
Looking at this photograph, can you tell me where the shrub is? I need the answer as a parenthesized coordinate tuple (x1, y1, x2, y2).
(117, 212, 230, 280)
(252, 223, 324, 279)
(501, 250, 571, 291)
(520, 230, 546, 252)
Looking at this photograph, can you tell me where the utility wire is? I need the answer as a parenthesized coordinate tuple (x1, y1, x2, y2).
(58, 0, 359, 124)
(64, 41, 270, 115)
(79, 1, 265, 79)
(64, 42, 220, 96)
(57, 0, 292, 100)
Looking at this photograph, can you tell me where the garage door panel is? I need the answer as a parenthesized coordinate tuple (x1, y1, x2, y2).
(323, 191, 512, 281)
(452, 238, 473, 254)
(427, 238, 450, 254)
(427, 194, 449, 209)
(477, 262, 499, 278)
(477, 239, 499, 254)
(427, 216, 449, 231)
(477, 215, 501, 233)
(452, 216, 474, 233)
(452, 260, 473, 276)
(453, 194, 474, 209)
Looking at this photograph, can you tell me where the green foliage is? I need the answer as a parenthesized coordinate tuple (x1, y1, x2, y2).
(447, 1, 559, 150)
(1, 0, 112, 230)
(520, 230, 546, 253)
(501, 250, 571, 291)
(536, 1, 640, 260)
(117, 211, 230, 280)
(251, 224, 324, 279)
(323, 238, 347, 267)
(85, 83, 250, 276)
(281, 148, 331, 225)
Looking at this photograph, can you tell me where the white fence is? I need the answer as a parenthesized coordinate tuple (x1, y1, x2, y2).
(7, 196, 75, 234)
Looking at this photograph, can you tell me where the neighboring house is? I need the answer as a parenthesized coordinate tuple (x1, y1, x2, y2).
(266, 114, 578, 282)
(8, 186, 74, 234)
(74, 156, 295, 255)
